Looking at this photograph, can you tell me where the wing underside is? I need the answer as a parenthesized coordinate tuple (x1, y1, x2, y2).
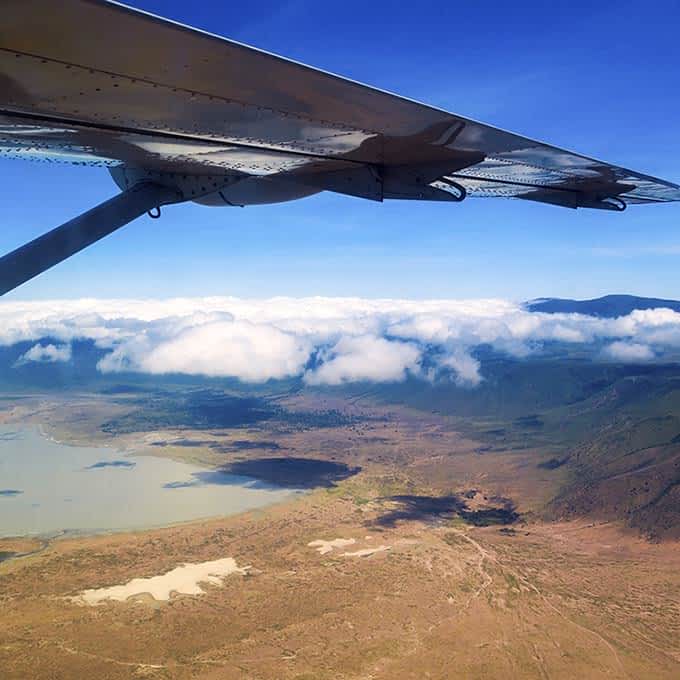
(1, 0, 679, 208)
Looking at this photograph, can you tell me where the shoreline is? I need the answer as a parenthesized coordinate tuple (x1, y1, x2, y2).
(0, 488, 312, 570)
(0, 422, 306, 545)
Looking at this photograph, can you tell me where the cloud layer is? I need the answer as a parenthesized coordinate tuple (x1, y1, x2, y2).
(15, 342, 72, 365)
(1, 296, 679, 385)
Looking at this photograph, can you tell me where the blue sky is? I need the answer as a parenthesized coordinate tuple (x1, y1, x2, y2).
(2, 0, 679, 301)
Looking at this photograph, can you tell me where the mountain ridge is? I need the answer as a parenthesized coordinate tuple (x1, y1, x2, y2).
(526, 294, 680, 317)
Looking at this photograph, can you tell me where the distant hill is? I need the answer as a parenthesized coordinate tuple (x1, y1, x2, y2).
(527, 294, 680, 318)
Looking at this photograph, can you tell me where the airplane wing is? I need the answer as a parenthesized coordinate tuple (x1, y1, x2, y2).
(3, 0, 680, 207)
(0, 0, 679, 294)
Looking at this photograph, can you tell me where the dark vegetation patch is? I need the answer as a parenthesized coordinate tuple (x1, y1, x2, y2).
(152, 439, 216, 448)
(537, 457, 568, 470)
(0, 551, 16, 562)
(514, 414, 544, 429)
(86, 460, 136, 470)
(460, 506, 519, 526)
(357, 436, 392, 444)
(220, 457, 360, 489)
(227, 440, 281, 451)
(499, 527, 517, 536)
(0, 489, 22, 497)
(102, 389, 360, 434)
(102, 390, 276, 433)
(373, 492, 519, 528)
(152, 438, 281, 452)
(282, 409, 362, 429)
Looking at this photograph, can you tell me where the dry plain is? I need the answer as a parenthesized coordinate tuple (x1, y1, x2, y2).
(1, 393, 679, 679)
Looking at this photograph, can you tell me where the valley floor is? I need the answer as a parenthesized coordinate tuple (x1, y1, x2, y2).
(1, 393, 679, 679)
(2, 494, 680, 679)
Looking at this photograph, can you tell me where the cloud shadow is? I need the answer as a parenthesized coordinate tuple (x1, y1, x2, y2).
(221, 457, 361, 489)
(373, 493, 519, 528)
(85, 460, 136, 470)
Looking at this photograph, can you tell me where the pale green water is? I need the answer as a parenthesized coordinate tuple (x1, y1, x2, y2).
(0, 426, 299, 538)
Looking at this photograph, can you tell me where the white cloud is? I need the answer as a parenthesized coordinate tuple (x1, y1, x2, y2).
(16, 342, 71, 365)
(1, 296, 679, 385)
(304, 334, 420, 385)
(603, 341, 654, 362)
(438, 349, 482, 387)
(107, 319, 311, 382)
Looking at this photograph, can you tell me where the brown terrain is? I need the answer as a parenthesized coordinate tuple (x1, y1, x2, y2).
(1, 393, 680, 679)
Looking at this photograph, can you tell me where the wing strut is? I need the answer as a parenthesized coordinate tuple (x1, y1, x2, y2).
(0, 182, 180, 296)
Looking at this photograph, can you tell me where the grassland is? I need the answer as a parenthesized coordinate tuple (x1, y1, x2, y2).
(2, 479, 679, 679)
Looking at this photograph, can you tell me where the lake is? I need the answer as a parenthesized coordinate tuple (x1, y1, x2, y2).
(0, 426, 299, 538)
